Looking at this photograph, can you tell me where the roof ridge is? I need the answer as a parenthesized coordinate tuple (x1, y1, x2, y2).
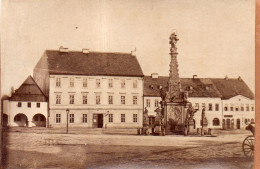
(45, 49, 132, 55)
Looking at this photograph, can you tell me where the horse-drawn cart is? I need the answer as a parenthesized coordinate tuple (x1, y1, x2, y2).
(242, 122, 255, 158)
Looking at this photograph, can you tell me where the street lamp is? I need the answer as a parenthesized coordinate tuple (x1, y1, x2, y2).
(66, 108, 69, 134)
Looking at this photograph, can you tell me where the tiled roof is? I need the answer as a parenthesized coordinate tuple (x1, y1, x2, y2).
(9, 76, 47, 102)
(211, 78, 254, 100)
(144, 76, 254, 99)
(36, 50, 144, 77)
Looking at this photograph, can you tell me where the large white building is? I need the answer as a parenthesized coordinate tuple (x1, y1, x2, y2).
(144, 74, 255, 130)
(32, 48, 144, 128)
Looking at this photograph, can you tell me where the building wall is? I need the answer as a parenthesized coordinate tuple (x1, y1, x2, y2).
(188, 97, 223, 129)
(49, 74, 143, 128)
(144, 96, 161, 116)
(5, 101, 48, 127)
(222, 95, 255, 129)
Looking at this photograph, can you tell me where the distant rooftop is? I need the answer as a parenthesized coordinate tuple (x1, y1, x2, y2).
(144, 75, 254, 100)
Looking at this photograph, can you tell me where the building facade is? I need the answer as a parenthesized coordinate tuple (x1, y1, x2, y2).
(144, 74, 255, 130)
(33, 48, 144, 128)
(3, 76, 48, 127)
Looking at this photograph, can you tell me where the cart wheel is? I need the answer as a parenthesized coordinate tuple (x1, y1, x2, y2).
(242, 136, 254, 158)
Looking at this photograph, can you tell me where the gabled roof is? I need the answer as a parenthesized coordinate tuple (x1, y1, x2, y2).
(35, 50, 144, 77)
(144, 76, 254, 100)
(9, 76, 47, 102)
(211, 78, 254, 100)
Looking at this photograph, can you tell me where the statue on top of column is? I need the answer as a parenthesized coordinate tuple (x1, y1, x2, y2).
(169, 32, 179, 53)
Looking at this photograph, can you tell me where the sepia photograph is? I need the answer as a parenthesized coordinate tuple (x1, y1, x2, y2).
(0, 0, 255, 168)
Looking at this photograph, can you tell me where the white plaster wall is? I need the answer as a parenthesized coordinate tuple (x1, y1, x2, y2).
(188, 97, 223, 129)
(144, 96, 161, 116)
(49, 75, 143, 128)
(49, 108, 143, 128)
(222, 95, 255, 129)
(8, 101, 48, 127)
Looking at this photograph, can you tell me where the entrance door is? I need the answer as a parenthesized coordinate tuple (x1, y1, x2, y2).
(237, 119, 240, 129)
(93, 114, 103, 128)
(98, 114, 103, 128)
(226, 119, 231, 129)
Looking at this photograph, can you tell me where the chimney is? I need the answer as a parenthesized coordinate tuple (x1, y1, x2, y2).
(82, 48, 90, 54)
(225, 75, 228, 80)
(59, 46, 69, 52)
(151, 73, 159, 79)
(193, 75, 198, 79)
(238, 76, 242, 81)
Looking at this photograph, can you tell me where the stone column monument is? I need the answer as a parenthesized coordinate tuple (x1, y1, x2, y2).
(161, 32, 189, 133)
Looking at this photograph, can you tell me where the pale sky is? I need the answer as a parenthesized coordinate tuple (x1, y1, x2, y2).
(1, 0, 255, 96)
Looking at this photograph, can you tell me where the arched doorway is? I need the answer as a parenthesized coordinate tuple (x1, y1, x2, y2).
(237, 119, 240, 129)
(3, 114, 8, 127)
(226, 119, 231, 129)
(14, 113, 28, 127)
(32, 114, 46, 127)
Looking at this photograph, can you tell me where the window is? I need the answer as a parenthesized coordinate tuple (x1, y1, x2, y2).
(121, 96, 125, 105)
(213, 118, 220, 126)
(208, 104, 212, 111)
(230, 105, 234, 111)
(69, 114, 74, 123)
(251, 105, 254, 111)
(133, 114, 138, 123)
(96, 95, 101, 105)
(18, 102, 22, 107)
(37, 102, 40, 108)
(195, 103, 199, 110)
(109, 114, 113, 122)
(121, 114, 125, 122)
(83, 114, 87, 123)
(83, 95, 88, 104)
(133, 80, 137, 88)
(121, 79, 125, 88)
(146, 99, 151, 107)
(56, 78, 61, 87)
(224, 105, 228, 111)
(245, 119, 248, 123)
(28, 102, 31, 108)
(70, 78, 74, 87)
(108, 79, 113, 88)
(108, 96, 113, 104)
(241, 105, 244, 111)
(235, 106, 239, 111)
(56, 114, 61, 123)
(202, 103, 206, 109)
(251, 118, 254, 122)
(83, 78, 87, 87)
(69, 95, 75, 104)
(246, 104, 249, 111)
(56, 95, 61, 104)
(215, 104, 219, 111)
(155, 99, 159, 107)
(96, 79, 100, 88)
(133, 96, 137, 105)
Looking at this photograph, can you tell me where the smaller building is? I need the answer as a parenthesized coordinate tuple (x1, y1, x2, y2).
(3, 76, 48, 127)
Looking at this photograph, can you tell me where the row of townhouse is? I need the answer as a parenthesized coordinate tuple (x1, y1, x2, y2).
(3, 49, 255, 130)
(144, 74, 255, 130)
